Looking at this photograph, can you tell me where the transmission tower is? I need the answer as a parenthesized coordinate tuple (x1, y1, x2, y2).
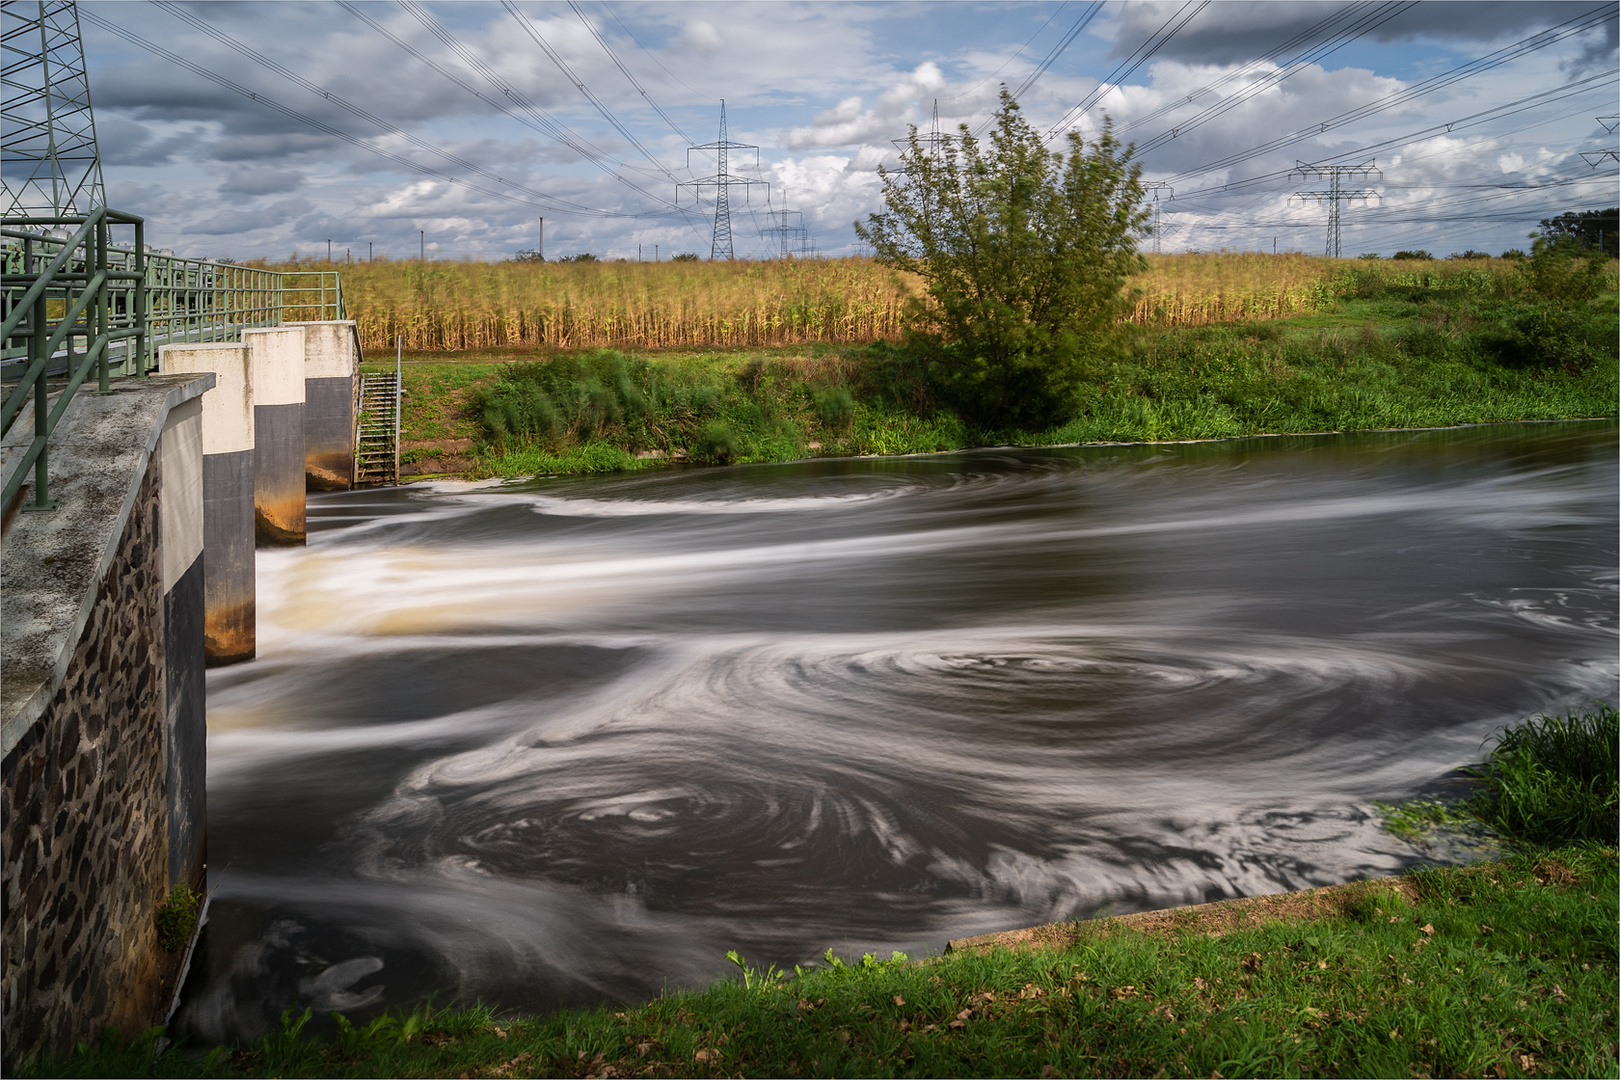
(893, 99, 949, 168)
(1144, 181, 1173, 254)
(678, 100, 768, 260)
(2, 0, 106, 217)
(1290, 160, 1380, 259)
(1582, 115, 1619, 167)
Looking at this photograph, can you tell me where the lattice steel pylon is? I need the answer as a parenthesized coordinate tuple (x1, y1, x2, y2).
(1290, 160, 1380, 259)
(1144, 181, 1172, 254)
(2, 0, 106, 217)
(678, 100, 768, 260)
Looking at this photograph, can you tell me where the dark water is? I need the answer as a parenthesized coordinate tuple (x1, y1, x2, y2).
(176, 422, 1618, 1041)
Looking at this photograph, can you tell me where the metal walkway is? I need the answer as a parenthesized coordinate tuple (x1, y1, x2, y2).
(354, 366, 399, 487)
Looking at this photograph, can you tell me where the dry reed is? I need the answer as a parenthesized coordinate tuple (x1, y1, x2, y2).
(262, 252, 1525, 353)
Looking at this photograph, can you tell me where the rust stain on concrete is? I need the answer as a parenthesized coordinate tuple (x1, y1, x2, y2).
(254, 494, 305, 546)
(204, 599, 255, 667)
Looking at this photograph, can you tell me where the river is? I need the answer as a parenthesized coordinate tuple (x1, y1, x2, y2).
(174, 421, 1618, 1041)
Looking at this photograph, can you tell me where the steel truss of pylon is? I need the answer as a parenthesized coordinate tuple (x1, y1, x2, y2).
(1290, 160, 1380, 259)
(765, 206, 812, 259)
(1144, 181, 1173, 254)
(2, 0, 106, 218)
(677, 100, 768, 261)
(893, 99, 949, 172)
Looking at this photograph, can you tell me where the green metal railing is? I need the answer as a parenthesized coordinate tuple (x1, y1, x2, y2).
(2, 207, 146, 510)
(3, 212, 346, 511)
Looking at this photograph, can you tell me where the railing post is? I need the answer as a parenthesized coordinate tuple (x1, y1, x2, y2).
(96, 211, 111, 391)
(29, 287, 52, 509)
(135, 219, 149, 373)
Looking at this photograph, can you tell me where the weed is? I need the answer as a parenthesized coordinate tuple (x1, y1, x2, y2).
(153, 883, 201, 952)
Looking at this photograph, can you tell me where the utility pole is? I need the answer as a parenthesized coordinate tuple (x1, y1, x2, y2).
(1, 0, 107, 217)
(326, 238, 332, 262)
(1290, 160, 1380, 258)
(420, 229, 424, 261)
(1143, 182, 1172, 255)
(538, 216, 543, 260)
(678, 100, 768, 260)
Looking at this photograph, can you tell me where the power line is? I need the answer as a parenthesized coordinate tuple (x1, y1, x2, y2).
(1004, 2, 1105, 108)
(78, 6, 645, 220)
(1043, 0, 1210, 142)
(943, 0, 1071, 106)
(149, 0, 624, 218)
(568, 0, 692, 143)
(501, 0, 676, 181)
(598, 1, 715, 104)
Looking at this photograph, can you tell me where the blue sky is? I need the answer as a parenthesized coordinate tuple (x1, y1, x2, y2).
(59, 1, 1620, 261)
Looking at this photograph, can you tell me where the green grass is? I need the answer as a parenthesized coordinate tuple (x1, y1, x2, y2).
(382, 261, 1616, 478)
(31, 846, 1617, 1078)
(1468, 706, 1619, 846)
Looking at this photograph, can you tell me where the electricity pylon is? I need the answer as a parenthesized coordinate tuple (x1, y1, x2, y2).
(2, 0, 106, 217)
(678, 100, 768, 260)
(1290, 160, 1380, 259)
(893, 98, 949, 168)
(1582, 115, 1618, 167)
(1144, 181, 1173, 254)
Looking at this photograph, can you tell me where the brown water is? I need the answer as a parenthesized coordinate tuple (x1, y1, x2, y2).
(175, 421, 1618, 1042)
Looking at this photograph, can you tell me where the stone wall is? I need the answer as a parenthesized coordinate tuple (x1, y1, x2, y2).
(1, 462, 182, 1066)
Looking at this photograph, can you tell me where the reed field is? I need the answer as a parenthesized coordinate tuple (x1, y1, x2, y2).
(275, 252, 1529, 354)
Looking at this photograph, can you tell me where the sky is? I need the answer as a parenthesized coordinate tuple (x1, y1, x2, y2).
(38, 1, 1620, 261)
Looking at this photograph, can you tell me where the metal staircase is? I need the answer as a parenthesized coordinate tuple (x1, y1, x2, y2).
(354, 346, 400, 486)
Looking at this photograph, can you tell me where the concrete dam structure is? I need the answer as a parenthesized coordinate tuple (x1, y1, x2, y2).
(1, 320, 360, 1067)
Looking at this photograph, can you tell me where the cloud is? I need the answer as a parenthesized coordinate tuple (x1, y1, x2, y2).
(220, 168, 305, 196)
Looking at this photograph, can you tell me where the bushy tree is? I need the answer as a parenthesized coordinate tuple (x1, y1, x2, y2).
(1535, 207, 1617, 256)
(855, 90, 1148, 428)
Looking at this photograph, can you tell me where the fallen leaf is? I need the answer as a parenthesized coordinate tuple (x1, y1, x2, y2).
(948, 1019, 965, 1029)
(636, 1043, 654, 1057)
(1420, 923, 1435, 935)
(957, 1008, 973, 1020)
(1193, 977, 1207, 990)
(694, 1048, 716, 1064)
(894, 995, 905, 1007)
(1317, 960, 1328, 969)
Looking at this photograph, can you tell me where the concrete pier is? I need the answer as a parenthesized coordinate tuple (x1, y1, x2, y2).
(158, 396, 207, 884)
(160, 343, 256, 667)
(243, 327, 306, 546)
(289, 320, 360, 491)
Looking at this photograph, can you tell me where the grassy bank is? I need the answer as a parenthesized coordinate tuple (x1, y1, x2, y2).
(30, 710, 1618, 1078)
(283, 252, 1529, 354)
(375, 257, 1616, 479)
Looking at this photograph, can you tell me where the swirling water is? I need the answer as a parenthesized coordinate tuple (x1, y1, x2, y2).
(176, 422, 1618, 1041)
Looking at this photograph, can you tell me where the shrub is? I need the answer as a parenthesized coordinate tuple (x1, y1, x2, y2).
(1467, 705, 1618, 845)
(671, 253, 701, 262)
(693, 420, 742, 463)
(1392, 250, 1434, 260)
(555, 253, 598, 263)
(857, 88, 1148, 429)
(154, 882, 202, 952)
(812, 385, 855, 428)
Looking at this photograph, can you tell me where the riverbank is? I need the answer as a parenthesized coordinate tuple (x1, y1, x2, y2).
(372, 263, 1617, 480)
(31, 708, 1619, 1078)
(32, 844, 1617, 1078)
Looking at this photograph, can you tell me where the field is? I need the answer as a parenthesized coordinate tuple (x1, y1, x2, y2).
(271, 252, 1529, 354)
(357, 253, 1616, 479)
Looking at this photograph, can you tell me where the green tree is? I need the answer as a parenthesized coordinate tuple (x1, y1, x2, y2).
(855, 89, 1148, 428)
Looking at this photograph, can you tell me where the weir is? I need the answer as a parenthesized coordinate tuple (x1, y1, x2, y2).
(3, 209, 361, 1065)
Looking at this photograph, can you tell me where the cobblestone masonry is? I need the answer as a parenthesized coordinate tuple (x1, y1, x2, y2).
(2, 461, 181, 1067)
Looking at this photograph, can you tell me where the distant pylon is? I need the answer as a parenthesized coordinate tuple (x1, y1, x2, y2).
(765, 187, 812, 259)
(1144, 181, 1172, 254)
(893, 99, 949, 167)
(1, 0, 106, 217)
(1290, 160, 1380, 258)
(678, 100, 768, 260)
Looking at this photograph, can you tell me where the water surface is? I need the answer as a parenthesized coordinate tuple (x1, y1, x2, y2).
(177, 422, 1618, 1041)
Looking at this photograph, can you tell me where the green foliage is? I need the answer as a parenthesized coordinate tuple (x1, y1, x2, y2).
(857, 88, 1148, 428)
(154, 883, 201, 953)
(811, 384, 855, 428)
(692, 420, 742, 463)
(553, 253, 598, 263)
(1392, 250, 1434, 260)
(1536, 207, 1618, 254)
(1467, 706, 1619, 846)
(670, 252, 701, 262)
(510, 249, 544, 263)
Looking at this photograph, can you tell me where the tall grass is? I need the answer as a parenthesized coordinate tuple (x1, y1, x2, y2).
(264, 252, 1540, 353)
(1468, 706, 1619, 845)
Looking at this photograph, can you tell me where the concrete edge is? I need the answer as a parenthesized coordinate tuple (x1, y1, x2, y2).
(944, 875, 1421, 955)
(1, 375, 215, 757)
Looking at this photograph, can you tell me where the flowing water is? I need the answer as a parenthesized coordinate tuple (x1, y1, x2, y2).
(175, 421, 1618, 1041)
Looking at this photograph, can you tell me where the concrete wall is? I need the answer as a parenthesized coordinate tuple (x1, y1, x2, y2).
(243, 327, 306, 546)
(161, 344, 256, 667)
(289, 321, 359, 491)
(1, 375, 213, 1070)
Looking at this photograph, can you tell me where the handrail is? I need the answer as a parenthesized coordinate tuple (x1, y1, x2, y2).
(3, 212, 350, 511)
(2, 208, 147, 511)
